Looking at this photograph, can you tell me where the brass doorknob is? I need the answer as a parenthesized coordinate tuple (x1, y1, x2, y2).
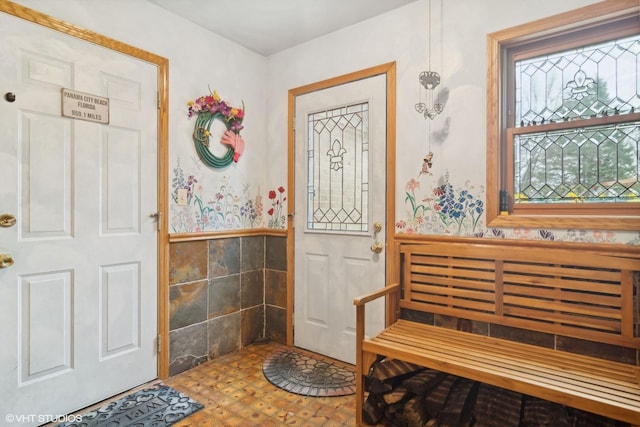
(0, 214, 16, 228)
(371, 221, 383, 253)
(0, 253, 14, 268)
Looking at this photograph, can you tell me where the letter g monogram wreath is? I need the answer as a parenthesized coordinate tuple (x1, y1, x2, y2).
(187, 89, 245, 168)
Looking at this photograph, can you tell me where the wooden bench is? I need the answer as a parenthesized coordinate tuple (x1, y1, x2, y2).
(354, 239, 640, 425)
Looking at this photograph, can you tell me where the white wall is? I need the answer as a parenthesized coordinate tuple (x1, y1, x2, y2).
(9, 0, 639, 243)
(266, 0, 639, 244)
(10, 0, 268, 232)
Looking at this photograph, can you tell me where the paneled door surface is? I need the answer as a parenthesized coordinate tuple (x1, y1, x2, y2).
(0, 13, 158, 423)
(294, 74, 386, 364)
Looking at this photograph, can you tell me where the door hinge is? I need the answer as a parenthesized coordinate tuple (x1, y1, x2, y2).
(157, 334, 161, 353)
(157, 91, 160, 110)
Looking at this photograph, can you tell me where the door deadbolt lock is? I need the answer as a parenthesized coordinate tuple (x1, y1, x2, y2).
(0, 214, 16, 228)
(0, 253, 14, 268)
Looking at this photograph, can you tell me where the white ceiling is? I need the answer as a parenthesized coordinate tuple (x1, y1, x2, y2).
(147, 0, 418, 56)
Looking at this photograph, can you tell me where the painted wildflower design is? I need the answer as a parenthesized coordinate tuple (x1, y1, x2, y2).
(400, 178, 432, 234)
(433, 173, 484, 234)
(170, 158, 274, 232)
(240, 186, 262, 229)
(397, 171, 484, 235)
(267, 186, 287, 229)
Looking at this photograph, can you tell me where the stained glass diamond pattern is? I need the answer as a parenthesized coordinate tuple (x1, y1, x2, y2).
(514, 122, 640, 203)
(516, 34, 640, 124)
(307, 102, 369, 231)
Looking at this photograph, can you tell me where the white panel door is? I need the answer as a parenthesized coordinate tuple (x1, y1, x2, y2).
(0, 13, 158, 424)
(294, 74, 386, 364)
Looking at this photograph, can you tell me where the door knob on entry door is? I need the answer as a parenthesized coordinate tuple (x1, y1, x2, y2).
(371, 221, 383, 253)
(0, 214, 16, 227)
(0, 253, 14, 268)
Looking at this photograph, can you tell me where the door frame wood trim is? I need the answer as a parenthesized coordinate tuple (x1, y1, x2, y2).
(0, 1, 170, 378)
(286, 62, 397, 345)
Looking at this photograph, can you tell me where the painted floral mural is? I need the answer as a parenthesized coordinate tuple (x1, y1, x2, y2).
(396, 170, 638, 244)
(170, 158, 286, 232)
(397, 171, 484, 235)
(267, 187, 287, 229)
(169, 150, 639, 244)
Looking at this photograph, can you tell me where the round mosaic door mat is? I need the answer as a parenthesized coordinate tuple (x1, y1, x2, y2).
(262, 348, 356, 397)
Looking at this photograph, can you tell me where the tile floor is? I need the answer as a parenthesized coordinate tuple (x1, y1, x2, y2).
(165, 341, 359, 426)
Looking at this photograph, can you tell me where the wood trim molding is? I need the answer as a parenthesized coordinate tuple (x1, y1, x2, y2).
(393, 232, 640, 257)
(169, 228, 287, 243)
(0, 1, 171, 378)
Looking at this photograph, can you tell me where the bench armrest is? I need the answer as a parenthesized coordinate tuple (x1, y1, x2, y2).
(353, 283, 400, 306)
(354, 283, 400, 358)
(354, 283, 401, 388)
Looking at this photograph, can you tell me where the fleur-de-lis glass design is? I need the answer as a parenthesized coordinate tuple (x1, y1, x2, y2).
(327, 139, 347, 170)
(565, 70, 595, 100)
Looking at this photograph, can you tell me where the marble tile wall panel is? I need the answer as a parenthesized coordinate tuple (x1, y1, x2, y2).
(169, 322, 208, 376)
(556, 335, 636, 365)
(241, 236, 264, 272)
(208, 313, 241, 358)
(168, 234, 291, 376)
(265, 270, 286, 309)
(266, 236, 287, 271)
(401, 308, 434, 325)
(489, 324, 554, 349)
(241, 305, 265, 346)
(241, 270, 264, 309)
(266, 305, 286, 345)
(169, 240, 208, 285)
(208, 238, 240, 277)
(208, 274, 240, 318)
(169, 280, 208, 331)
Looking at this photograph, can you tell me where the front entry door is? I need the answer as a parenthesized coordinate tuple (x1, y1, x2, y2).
(0, 13, 158, 422)
(294, 72, 387, 364)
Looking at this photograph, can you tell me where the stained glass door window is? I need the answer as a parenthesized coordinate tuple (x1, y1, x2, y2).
(307, 102, 369, 232)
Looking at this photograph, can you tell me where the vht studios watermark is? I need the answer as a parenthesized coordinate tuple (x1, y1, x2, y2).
(5, 413, 82, 423)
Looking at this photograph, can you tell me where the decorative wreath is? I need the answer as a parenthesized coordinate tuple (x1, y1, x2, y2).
(188, 89, 245, 168)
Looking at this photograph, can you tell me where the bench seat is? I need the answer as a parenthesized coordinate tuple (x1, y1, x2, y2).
(363, 319, 640, 424)
(354, 239, 640, 425)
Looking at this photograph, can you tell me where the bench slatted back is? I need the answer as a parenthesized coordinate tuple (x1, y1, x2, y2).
(400, 242, 639, 349)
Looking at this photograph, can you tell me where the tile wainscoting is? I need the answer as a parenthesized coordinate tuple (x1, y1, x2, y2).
(168, 235, 287, 376)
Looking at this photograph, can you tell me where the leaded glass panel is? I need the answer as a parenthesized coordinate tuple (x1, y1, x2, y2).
(511, 31, 640, 206)
(514, 121, 640, 203)
(307, 103, 369, 232)
(515, 34, 640, 126)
